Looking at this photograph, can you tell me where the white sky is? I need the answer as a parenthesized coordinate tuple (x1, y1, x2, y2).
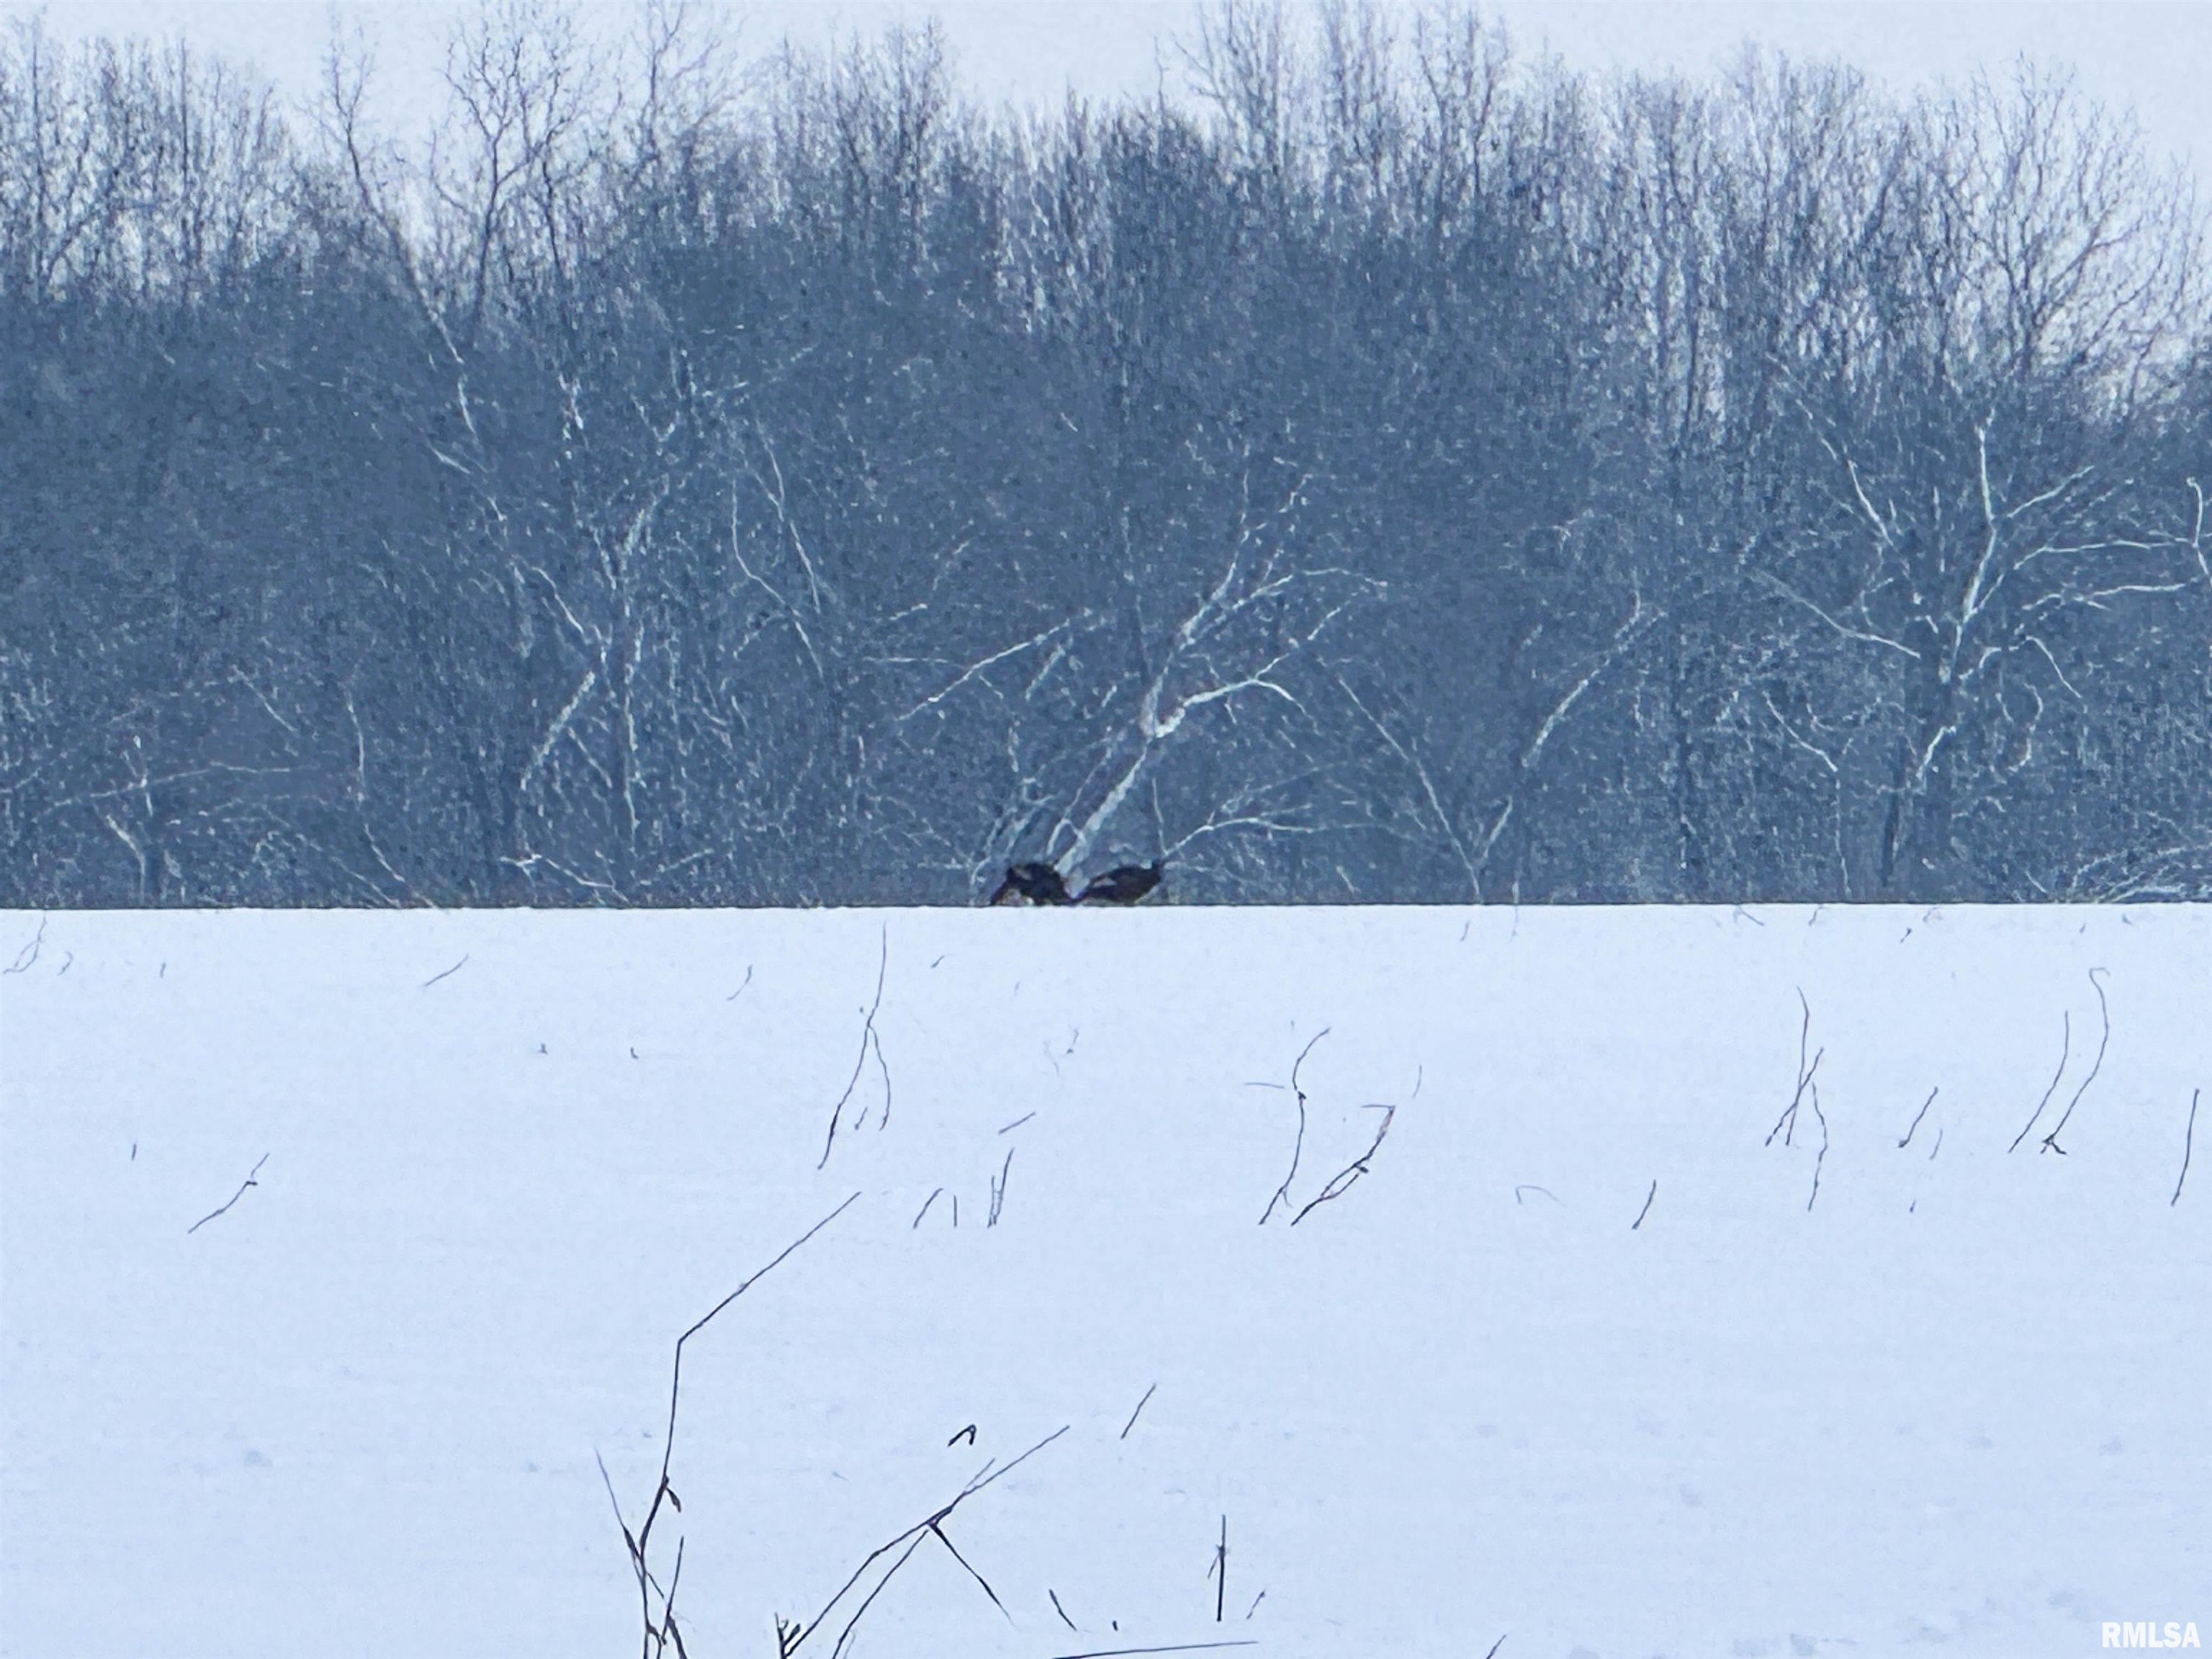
(12, 1, 2211, 186)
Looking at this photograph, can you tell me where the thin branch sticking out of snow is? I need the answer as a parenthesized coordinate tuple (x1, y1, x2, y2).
(608, 1193, 860, 1659)
(2039, 968, 2110, 1156)
(4, 917, 45, 974)
(1897, 1087, 1938, 1148)
(1259, 1029, 1327, 1225)
(1120, 1382, 1157, 1440)
(186, 1154, 269, 1236)
(777, 1424, 1069, 1658)
(1291, 1100, 1398, 1226)
(1766, 992, 1822, 1148)
(2009, 1010, 2073, 1152)
(819, 928, 890, 1169)
(2172, 1089, 2198, 1207)
(1805, 1082, 1831, 1211)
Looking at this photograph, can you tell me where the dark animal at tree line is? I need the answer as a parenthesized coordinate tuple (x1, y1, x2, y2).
(1079, 863, 1164, 905)
(990, 863, 1075, 906)
(990, 862, 1164, 905)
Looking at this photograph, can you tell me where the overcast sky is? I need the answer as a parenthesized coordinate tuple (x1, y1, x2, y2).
(12, 1, 2211, 186)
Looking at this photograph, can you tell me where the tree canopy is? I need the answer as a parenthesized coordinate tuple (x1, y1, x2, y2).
(4, 2, 2206, 905)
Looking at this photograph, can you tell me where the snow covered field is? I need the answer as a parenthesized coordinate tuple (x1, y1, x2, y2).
(2, 905, 2205, 1659)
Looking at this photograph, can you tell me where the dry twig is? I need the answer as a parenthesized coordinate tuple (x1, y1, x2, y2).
(1120, 1382, 1158, 1440)
(819, 929, 890, 1167)
(2175, 1089, 2200, 1207)
(1205, 1516, 1228, 1622)
(1804, 1082, 1830, 1211)
(2009, 1009, 2073, 1152)
(4, 917, 45, 974)
(2038, 969, 2111, 1156)
(1291, 1102, 1398, 1225)
(605, 1193, 860, 1659)
(186, 1154, 269, 1235)
(1766, 992, 1822, 1148)
(1897, 1087, 1938, 1148)
(776, 1426, 1068, 1658)
(1259, 1030, 1328, 1224)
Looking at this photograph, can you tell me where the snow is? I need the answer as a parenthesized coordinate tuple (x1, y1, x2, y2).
(2, 904, 2206, 1658)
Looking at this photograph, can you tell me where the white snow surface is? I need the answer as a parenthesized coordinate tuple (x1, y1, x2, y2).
(1, 904, 2206, 1659)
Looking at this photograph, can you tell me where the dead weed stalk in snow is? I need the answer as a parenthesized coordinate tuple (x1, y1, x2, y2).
(2008, 1008, 2073, 1152)
(1256, 1029, 1328, 1224)
(599, 1193, 860, 1659)
(1766, 992, 1831, 1210)
(1766, 992, 1822, 1150)
(768, 1419, 1257, 1659)
(773, 1425, 1066, 1658)
(605, 1199, 1252, 1659)
(818, 928, 891, 1169)
(2008, 968, 2112, 1157)
(186, 1153, 270, 1235)
(2175, 1089, 2200, 1206)
(1290, 1097, 1401, 1225)
(1256, 1033, 1413, 1226)
(2037, 968, 2111, 1156)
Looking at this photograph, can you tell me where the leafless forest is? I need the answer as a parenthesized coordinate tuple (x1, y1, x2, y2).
(2, 2, 2206, 906)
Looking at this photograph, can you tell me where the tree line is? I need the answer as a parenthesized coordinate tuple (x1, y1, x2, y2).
(3, 1, 2206, 906)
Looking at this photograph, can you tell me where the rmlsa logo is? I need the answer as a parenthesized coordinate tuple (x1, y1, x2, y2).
(2104, 1623, 2202, 1649)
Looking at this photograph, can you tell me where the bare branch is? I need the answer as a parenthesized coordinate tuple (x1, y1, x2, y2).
(2038, 968, 2110, 1155)
(1766, 992, 1822, 1148)
(2176, 1089, 2200, 1207)
(1897, 1087, 1938, 1148)
(782, 1425, 1071, 1657)
(4, 917, 46, 974)
(186, 1154, 270, 1235)
(1290, 1100, 1398, 1224)
(1120, 1382, 1158, 1439)
(2009, 1009, 2072, 1152)
(899, 616, 1086, 721)
(1259, 1028, 1327, 1224)
(819, 927, 889, 1168)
